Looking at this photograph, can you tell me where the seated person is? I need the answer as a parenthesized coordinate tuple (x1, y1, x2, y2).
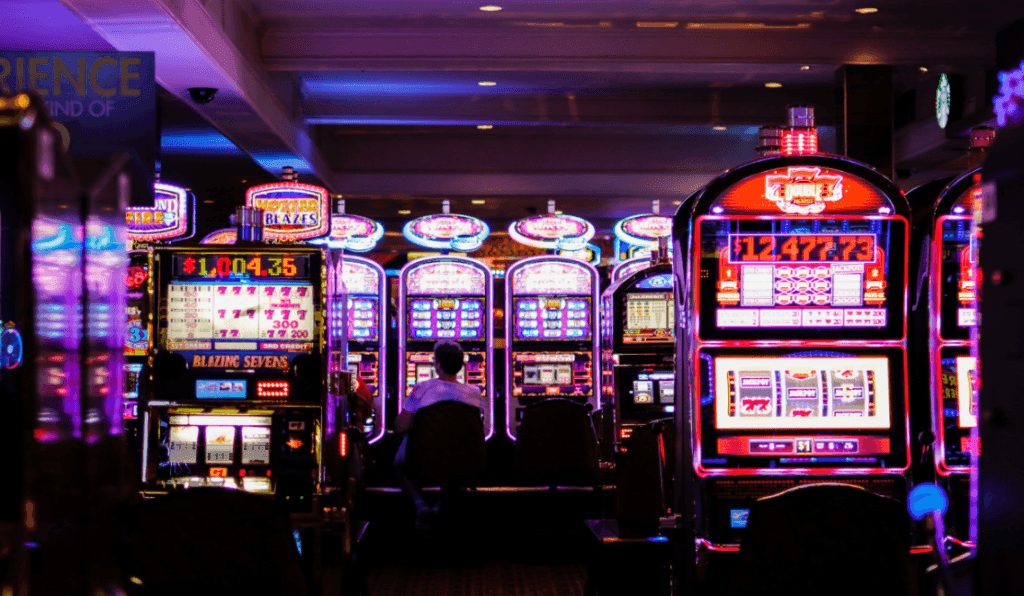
(393, 340, 483, 529)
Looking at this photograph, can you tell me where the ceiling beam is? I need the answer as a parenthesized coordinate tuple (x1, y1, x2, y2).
(263, 27, 995, 71)
(334, 172, 712, 197)
(59, 0, 337, 187)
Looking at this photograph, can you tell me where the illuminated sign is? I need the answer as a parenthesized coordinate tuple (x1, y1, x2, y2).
(509, 214, 595, 250)
(994, 60, 1024, 127)
(405, 260, 487, 295)
(127, 181, 195, 242)
(200, 228, 236, 245)
(403, 214, 490, 251)
(765, 167, 844, 215)
(324, 214, 384, 252)
(245, 182, 329, 241)
(613, 214, 672, 248)
(173, 253, 309, 279)
(556, 243, 601, 265)
(936, 74, 951, 129)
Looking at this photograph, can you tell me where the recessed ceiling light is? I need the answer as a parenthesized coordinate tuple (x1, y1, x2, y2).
(203, 200, 215, 204)
(800, 65, 811, 71)
(472, 199, 486, 205)
(479, 5, 502, 11)
(478, 81, 497, 87)
(554, 211, 564, 215)
(855, 7, 878, 14)
(398, 210, 411, 215)
(765, 82, 783, 88)
(636, 21, 678, 28)
(713, 125, 727, 131)
(919, 66, 929, 73)
(673, 201, 682, 205)
(477, 124, 494, 130)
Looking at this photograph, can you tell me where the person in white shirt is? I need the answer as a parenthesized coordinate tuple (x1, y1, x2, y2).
(393, 340, 483, 529)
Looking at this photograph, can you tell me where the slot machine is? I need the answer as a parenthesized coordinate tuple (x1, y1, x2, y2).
(504, 256, 600, 439)
(922, 171, 985, 545)
(599, 259, 676, 450)
(339, 255, 387, 443)
(124, 179, 195, 448)
(676, 153, 912, 548)
(398, 256, 494, 438)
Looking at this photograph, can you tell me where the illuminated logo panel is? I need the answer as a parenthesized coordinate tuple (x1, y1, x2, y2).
(403, 214, 490, 251)
(614, 214, 673, 248)
(341, 259, 381, 295)
(327, 214, 384, 252)
(509, 214, 595, 250)
(127, 182, 195, 242)
(765, 167, 843, 215)
(201, 228, 236, 245)
(245, 182, 329, 241)
(714, 356, 891, 430)
(711, 167, 893, 215)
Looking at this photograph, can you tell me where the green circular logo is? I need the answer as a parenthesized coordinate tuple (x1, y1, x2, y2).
(936, 73, 951, 129)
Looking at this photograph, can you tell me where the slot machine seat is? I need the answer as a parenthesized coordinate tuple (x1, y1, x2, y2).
(128, 488, 308, 596)
(406, 401, 487, 486)
(614, 419, 673, 539)
(514, 399, 599, 487)
(727, 483, 915, 596)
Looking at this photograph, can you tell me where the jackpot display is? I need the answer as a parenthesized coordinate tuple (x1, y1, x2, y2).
(677, 156, 911, 546)
(505, 257, 600, 439)
(398, 256, 494, 438)
(600, 264, 676, 447)
(143, 246, 336, 511)
(338, 255, 387, 443)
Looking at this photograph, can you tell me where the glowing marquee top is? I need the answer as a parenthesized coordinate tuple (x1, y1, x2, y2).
(613, 214, 672, 248)
(509, 214, 595, 250)
(405, 259, 488, 295)
(200, 228, 236, 245)
(245, 181, 329, 241)
(511, 259, 593, 296)
(326, 214, 384, 252)
(342, 258, 381, 295)
(710, 167, 894, 215)
(403, 214, 490, 251)
(127, 182, 195, 242)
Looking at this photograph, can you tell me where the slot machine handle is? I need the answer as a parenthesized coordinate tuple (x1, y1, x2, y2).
(908, 484, 958, 595)
(917, 430, 935, 466)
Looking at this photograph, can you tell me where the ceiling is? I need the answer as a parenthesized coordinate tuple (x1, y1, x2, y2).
(7, 0, 1024, 235)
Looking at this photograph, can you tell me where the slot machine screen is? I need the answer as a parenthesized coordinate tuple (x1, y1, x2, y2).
(406, 297, 485, 341)
(164, 253, 316, 350)
(937, 216, 977, 341)
(125, 363, 143, 400)
(631, 371, 675, 406)
(697, 218, 906, 340)
(623, 292, 675, 344)
(343, 296, 379, 342)
(415, 360, 466, 384)
(513, 297, 591, 340)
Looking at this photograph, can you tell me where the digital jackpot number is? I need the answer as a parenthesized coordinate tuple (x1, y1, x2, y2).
(729, 234, 876, 263)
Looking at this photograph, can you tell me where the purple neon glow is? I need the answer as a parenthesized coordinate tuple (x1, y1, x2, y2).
(993, 61, 1024, 127)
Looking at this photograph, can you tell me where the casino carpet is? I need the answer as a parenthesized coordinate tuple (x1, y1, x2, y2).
(367, 561, 587, 596)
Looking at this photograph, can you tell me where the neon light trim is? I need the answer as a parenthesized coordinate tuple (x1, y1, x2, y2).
(403, 213, 490, 250)
(245, 182, 329, 241)
(613, 214, 673, 248)
(127, 182, 195, 242)
(509, 214, 595, 249)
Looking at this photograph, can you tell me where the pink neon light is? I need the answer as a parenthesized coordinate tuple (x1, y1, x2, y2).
(781, 129, 818, 156)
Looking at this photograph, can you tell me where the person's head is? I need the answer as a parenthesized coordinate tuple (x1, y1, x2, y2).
(433, 340, 465, 378)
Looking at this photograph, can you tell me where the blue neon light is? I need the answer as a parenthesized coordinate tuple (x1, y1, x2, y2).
(907, 484, 949, 521)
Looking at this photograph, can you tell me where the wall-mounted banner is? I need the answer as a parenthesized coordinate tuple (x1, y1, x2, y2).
(245, 182, 329, 241)
(200, 228, 237, 245)
(403, 213, 490, 251)
(126, 181, 195, 243)
(613, 214, 672, 249)
(0, 51, 156, 205)
(509, 213, 595, 250)
(557, 243, 601, 265)
(317, 214, 384, 252)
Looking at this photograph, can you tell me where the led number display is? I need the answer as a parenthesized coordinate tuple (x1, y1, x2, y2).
(406, 298, 485, 341)
(173, 254, 309, 279)
(513, 297, 591, 340)
(167, 283, 315, 346)
(698, 218, 904, 337)
(713, 356, 891, 430)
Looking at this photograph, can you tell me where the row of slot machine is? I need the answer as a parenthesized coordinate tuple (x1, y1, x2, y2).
(122, 114, 987, 556)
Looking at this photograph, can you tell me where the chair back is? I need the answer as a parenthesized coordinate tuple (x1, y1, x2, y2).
(727, 483, 915, 596)
(407, 401, 486, 484)
(514, 398, 599, 485)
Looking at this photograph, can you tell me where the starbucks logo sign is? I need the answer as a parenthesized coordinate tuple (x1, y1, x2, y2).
(936, 73, 951, 129)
